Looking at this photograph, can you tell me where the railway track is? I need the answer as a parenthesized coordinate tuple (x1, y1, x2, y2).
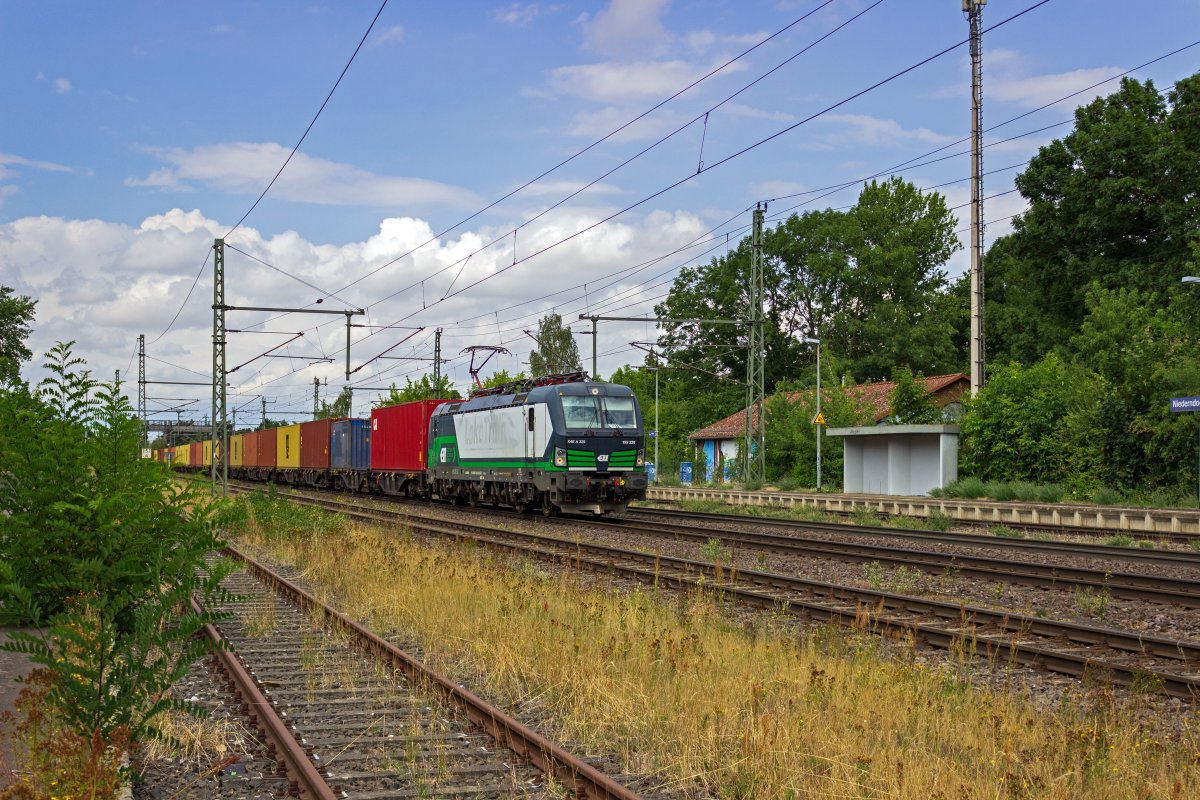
(594, 513, 1200, 607)
(185, 545, 647, 799)
(624, 503, 1200, 566)
(641, 498, 1200, 545)
(242, 487, 1200, 702)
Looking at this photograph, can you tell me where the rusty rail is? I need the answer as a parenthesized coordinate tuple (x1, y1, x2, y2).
(226, 546, 646, 800)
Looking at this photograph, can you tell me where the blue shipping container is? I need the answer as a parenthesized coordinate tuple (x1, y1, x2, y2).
(331, 418, 371, 470)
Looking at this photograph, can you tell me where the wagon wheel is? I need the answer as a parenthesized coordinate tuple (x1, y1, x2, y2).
(540, 494, 554, 517)
(513, 500, 530, 514)
(467, 488, 480, 508)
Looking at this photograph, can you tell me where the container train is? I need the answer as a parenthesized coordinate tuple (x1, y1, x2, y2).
(158, 374, 649, 515)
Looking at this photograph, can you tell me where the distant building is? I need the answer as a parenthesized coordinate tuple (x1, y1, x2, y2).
(687, 373, 968, 482)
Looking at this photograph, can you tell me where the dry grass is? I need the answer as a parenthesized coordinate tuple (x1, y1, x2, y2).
(234, 510, 1200, 799)
(139, 709, 256, 766)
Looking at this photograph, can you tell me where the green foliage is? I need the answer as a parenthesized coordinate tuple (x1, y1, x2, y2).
(0, 342, 235, 748)
(479, 368, 528, 389)
(0, 285, 37, 386)
(528, 313, 582, 377)
(763, 374, 872, 488)
(379, 372, 462, 405)
(887, 365, 941, 424)
(960, 355, 1100, 484)
(316, 385, 352, 419)
(656, 177, 962, 391)
(987, 74, 1200, 364)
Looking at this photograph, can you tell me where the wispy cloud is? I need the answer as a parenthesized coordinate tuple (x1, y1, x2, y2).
(823, 114, 955, 147)
(990, 66, 1126, 108)
(579, 0, 671, 56)
(125, 142, 478, 208)
(370, 24, 406, 48)
(494, 3, 542, 26)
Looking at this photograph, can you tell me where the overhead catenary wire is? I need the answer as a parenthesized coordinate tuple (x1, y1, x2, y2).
(223, 0, 390, 242)
(211, 6, 1200, 410)
(347, 0, 1053, 367)
(320, 0, 854, 304)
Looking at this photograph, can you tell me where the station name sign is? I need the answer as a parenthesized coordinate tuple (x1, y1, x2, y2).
(1169, 396, 1200, 413)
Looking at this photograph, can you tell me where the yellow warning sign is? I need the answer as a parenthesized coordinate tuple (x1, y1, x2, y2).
(812, 412, 826, 425)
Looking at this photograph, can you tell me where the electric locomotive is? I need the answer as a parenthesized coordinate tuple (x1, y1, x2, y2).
(427, 373, 648, 514)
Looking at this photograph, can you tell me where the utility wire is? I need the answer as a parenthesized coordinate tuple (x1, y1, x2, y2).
(352, 0, 1051, 359)
(351, 0, 889, 317)
(224, 244, 360, 309)
(323, 0, 851, 302)
(223, 0, 390, 241)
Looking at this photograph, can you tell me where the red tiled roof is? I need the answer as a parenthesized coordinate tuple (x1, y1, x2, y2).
(688, 373, 968, 441)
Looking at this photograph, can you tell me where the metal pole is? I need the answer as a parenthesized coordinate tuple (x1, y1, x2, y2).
(261, 397, 266, 428)
(211, 237, 228, 496)
(137, 334, 146, 447)
(966, 0, 986, 395)
(345, 312, 352, 381)
(591, 316, 598, 378)
(433, 327, 443, 385)
(654, 367, 659, 485)
(816, 343, 822, 491)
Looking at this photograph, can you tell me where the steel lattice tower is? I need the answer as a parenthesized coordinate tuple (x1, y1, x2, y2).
(744, 203, 766, 482)
(211, 238, 228, 495)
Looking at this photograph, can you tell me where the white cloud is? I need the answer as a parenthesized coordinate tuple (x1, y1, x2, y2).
(0, 153, 73, 177)
(547, 59, 743, 105)
(2, 205, 711, 403)
(494, 4, 541, 26)
(581, 0, 671, 56)
(125, 142, 478, 209)
(563, 105, 692, 142)
(990, 66, 1126, 108)
(823, 114, 956, 147)
(53, 78, 72, 94)
(370, 24, 406, 47)
(212, 23, 233, 34)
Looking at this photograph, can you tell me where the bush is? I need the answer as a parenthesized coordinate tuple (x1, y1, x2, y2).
(0, 343, 235, 758)
(1035, 484, 1065, 503)
(947, 476, 987, 498)
(1092, 486, 1124, 505)
(775, 476, 798, 492)
(987, 482, 1019, 502)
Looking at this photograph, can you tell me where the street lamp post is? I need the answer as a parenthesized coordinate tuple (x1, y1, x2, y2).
(803, 336, 822, 491)
(640, 366, 660, 484)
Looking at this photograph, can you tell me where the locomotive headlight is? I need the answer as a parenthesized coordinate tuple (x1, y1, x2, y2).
(636, 449, 645, 467)
(554, 447, 567, 467)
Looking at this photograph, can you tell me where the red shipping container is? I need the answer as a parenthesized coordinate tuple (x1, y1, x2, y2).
(370, 399, 448, 472)
(242, 430, 259, 467)
(257, 428, 278, 468)
(190, 442, 202, 466)
(299, 418, 335, 469)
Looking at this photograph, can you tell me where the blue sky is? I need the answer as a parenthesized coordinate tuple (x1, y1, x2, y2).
(2, 0, 1198, 421)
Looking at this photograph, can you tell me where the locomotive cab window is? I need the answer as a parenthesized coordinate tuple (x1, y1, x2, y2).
(561, 394, 638, 430)
(562, 396, 602, 429)
(601, 397, 637, 428)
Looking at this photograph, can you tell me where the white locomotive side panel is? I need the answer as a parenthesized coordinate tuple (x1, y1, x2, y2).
(454, 403, 552, 461)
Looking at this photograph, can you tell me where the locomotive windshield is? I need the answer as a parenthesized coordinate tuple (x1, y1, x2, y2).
(561, 395, 638, 430)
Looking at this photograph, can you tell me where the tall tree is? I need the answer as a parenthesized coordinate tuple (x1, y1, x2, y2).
(528, 313, 582, 377)
(987, 73, 1200, 363)
(655, 177, 961, 394)
(0, 286, 37, 386)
